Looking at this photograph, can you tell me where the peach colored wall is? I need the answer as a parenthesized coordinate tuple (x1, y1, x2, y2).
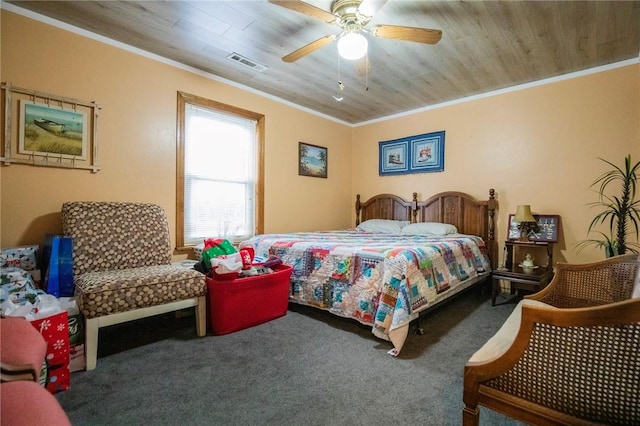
(353, 64, 640, 264)
(2, 10, 639, 267)
(0, 11, 353, 254)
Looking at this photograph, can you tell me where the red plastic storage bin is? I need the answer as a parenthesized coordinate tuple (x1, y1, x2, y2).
(206, 264, 293, 335)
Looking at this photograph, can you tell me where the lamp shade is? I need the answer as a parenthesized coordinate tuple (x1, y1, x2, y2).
(514, 205, 536, 223)
(337, 32, 368, 60)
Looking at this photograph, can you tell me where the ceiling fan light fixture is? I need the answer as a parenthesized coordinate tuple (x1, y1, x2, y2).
(337, 32, 368, 60)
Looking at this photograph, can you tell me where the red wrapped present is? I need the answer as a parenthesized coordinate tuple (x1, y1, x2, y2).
(31, 311, 70, 394)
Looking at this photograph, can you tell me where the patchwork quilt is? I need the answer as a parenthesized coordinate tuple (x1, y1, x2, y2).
(247, 230, 491, 355)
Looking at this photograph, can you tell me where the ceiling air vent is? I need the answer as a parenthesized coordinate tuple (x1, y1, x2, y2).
(227, 53, 268, 72)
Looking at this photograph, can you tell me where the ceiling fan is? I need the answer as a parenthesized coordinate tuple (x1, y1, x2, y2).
(269, 0, 442, 63)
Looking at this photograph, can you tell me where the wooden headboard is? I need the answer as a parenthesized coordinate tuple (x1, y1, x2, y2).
(355, 192, 419, 225)
(355, 189, 497, 267)
(417, 189, 497, 267)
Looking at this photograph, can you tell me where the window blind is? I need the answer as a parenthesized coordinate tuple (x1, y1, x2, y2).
(184, 104, 256, 245)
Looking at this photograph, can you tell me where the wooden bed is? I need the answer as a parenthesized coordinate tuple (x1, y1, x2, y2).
(246, 189, 498, 355)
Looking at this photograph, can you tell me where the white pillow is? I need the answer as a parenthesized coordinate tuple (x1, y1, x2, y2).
(401, 222, 458, 235)
(356, 219, 409, 233)
(469, 299, 554, 363)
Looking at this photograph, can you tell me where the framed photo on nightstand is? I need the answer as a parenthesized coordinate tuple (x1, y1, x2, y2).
(508, 214, 560, 242)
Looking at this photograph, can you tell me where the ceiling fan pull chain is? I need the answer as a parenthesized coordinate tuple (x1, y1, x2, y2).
(333, 54, 344, 102)
(365, 51, 369, 91)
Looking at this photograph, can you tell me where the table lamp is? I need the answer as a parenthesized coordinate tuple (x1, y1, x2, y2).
(514, 204, 536, 241)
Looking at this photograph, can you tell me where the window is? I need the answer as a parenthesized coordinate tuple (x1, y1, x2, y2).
(177, 92, 264, 250)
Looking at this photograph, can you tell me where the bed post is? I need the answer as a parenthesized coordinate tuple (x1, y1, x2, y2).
(355, 194, 362, 226)
(487, 188, 498, 269)
(412, 192, 419, 223)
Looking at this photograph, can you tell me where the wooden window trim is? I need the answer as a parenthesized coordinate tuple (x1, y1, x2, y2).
(176, 91, 264, 252)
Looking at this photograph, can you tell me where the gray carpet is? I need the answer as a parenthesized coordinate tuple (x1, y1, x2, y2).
(55, 289, 523, 425)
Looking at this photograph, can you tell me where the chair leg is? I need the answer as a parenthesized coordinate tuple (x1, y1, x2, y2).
(84, 317, 99, 371)
(195, 296, 206, 337)
(463, 406, 480, 426)
(491, 277, 499, 306)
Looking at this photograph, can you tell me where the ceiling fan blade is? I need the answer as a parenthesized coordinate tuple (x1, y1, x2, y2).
(370, 24, 442, 44)
(269, 0, 337, 24)
(283, 35, 336, 63)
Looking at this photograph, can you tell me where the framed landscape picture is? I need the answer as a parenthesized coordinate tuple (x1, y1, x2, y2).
(1, 83, 100, 172)
(299, 142, 327, 178)
(18, 100, 88, 160)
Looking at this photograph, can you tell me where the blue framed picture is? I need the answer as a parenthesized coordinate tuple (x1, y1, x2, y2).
(379, 131, 445, 176)
(410, 131, 445, 172)
(379, 139, 409, 175)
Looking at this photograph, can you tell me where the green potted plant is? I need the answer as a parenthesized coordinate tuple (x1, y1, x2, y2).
(578, 154, 640, 256)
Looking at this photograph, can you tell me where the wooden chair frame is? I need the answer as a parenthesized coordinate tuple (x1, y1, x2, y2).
(463, 254, 640, 425)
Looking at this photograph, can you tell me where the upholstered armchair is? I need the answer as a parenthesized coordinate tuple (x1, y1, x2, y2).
(463, 254, 640, 425)
(1, 381, 72, 425)
(1, 316, 72, 425)
(1, 316, 47, 382)
(61, 202, 207, 370)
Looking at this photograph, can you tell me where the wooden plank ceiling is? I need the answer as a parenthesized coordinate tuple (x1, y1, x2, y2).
(5, 1, 640, 124)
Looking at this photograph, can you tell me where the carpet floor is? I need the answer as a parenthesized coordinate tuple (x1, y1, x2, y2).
(56, 288, 524, 425)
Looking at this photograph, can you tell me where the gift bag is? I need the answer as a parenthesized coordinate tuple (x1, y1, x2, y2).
(43, 235, 74, 297)
(31, 311, 71, 394)
(59, 297, 86, 372)
(201, 238, 237, 270)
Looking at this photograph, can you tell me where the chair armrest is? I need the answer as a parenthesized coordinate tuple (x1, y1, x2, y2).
(0, 316, 47, 382)
(525, 254, 639, 307)
(464, 298, 640, 425)
(1, 361, 39, 382)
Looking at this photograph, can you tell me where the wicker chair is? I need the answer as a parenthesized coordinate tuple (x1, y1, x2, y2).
(61, 202, 207, 370)
(463, 254, 640, 426)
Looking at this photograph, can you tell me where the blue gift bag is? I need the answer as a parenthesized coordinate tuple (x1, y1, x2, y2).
(43, 235, 74, 297)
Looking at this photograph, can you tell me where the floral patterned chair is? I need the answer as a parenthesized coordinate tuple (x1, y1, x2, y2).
(61, 202, 207, 370)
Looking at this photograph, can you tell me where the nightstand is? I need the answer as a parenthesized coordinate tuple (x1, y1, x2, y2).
(492, 241, 554, 306)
